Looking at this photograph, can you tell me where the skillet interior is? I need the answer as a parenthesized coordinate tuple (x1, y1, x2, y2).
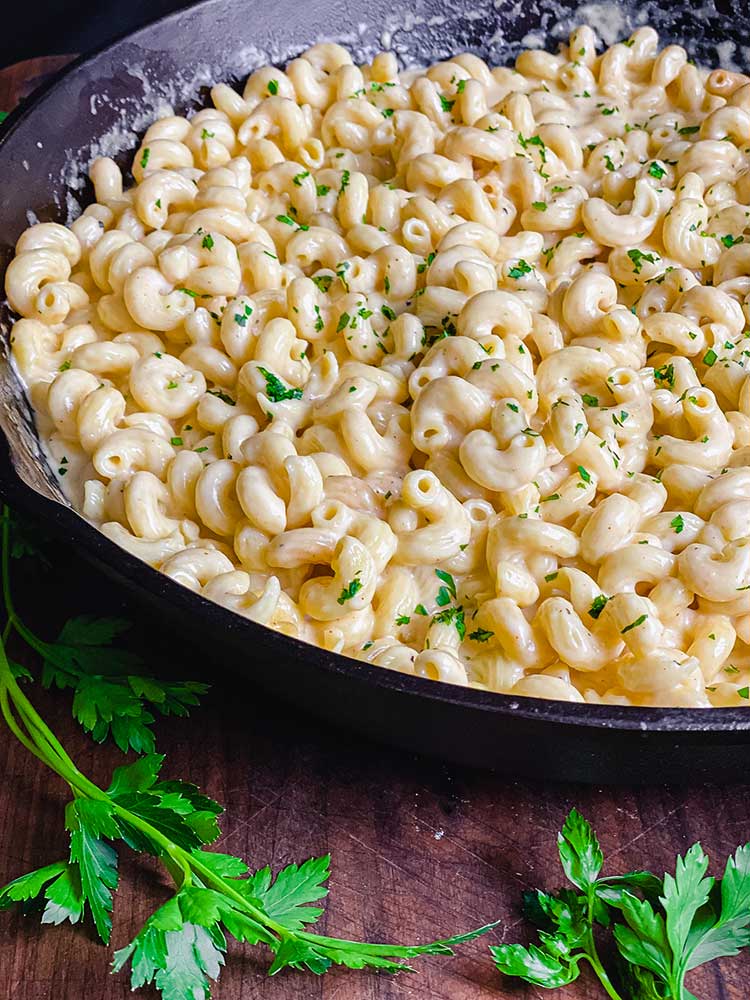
(1, 0, 750, 783)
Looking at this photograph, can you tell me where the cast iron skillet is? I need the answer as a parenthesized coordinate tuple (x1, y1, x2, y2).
(0, 0, 748, 784)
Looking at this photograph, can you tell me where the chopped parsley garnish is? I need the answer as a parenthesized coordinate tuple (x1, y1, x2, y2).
(703, 348, 718, 366)
(316, 184, 330, 197)
(439, 95, 455, 113)
(395, 615, 411, 626)
(581, 394, 599, 407)
(577, 466, 591, 484)
(647, 162, 666, 179)
(206, 389, 236, 406)
(58, 360, 71, 371)
(588, 595, 609, 619)
(170, 437, 183, 446)
(339, 170, 350, 196)
(435, 587, 452, 607)
(293, 170, 310, 186)
(678, 124, 699, 135)
(621, 614, 647, 634)
(381, 304, 396, 321)
(314, 305, 324, 332)
(417, 251, 436, 274)
(654, 363, 675, 387)
(166, 380, 178, 390)
(670, 514, 684, 534)
(435, 569, 457, 600)
(627, 248, 659, 274)
(267, 80, 279, 96)
(414, 604, 429, 616)
(336, 312, 351, 333)
(518, 133, 549, 176)
(312, 275, 333, 293)
(532, 201, 547, 211)
(337, 574, 362, 605)
(721, 234, 744, 248)
(336, 260, 351, 291)
(234, 304, 253, 326)
(139, 147, 150, 169)
(508, 259, 532, 279)
(257, 367, 304, 402)
(432, 605, 465, 640)
(469, 628, 494, 642)
(201, 234, 214, 250)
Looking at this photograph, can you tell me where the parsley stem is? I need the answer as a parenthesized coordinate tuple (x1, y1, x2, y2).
(1, 643, 80, 777)
(0, 684, 45, 764)
(584, 891, 624, 1000)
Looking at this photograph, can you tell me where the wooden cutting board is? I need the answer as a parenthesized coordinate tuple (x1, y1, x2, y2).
(0, 54, 748, 1000)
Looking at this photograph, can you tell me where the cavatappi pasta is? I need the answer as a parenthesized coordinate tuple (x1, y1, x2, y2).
(9, 25, 750, 707)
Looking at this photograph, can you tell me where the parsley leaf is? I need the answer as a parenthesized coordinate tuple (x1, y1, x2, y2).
(66, 799, 119, 942)
(557, 809, 603, 894)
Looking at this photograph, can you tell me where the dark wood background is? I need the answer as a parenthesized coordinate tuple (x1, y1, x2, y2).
(1, 59, 749, 1000)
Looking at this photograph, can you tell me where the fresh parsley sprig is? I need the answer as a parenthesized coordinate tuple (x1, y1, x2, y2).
(0, 508, 497, 997)
(491, 808, 750, 999)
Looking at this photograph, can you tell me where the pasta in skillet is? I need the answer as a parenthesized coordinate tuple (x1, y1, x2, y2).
(8, 24, 750, 707)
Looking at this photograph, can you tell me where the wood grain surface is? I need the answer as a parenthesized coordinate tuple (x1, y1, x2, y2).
(1, 58, 749, 1000)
